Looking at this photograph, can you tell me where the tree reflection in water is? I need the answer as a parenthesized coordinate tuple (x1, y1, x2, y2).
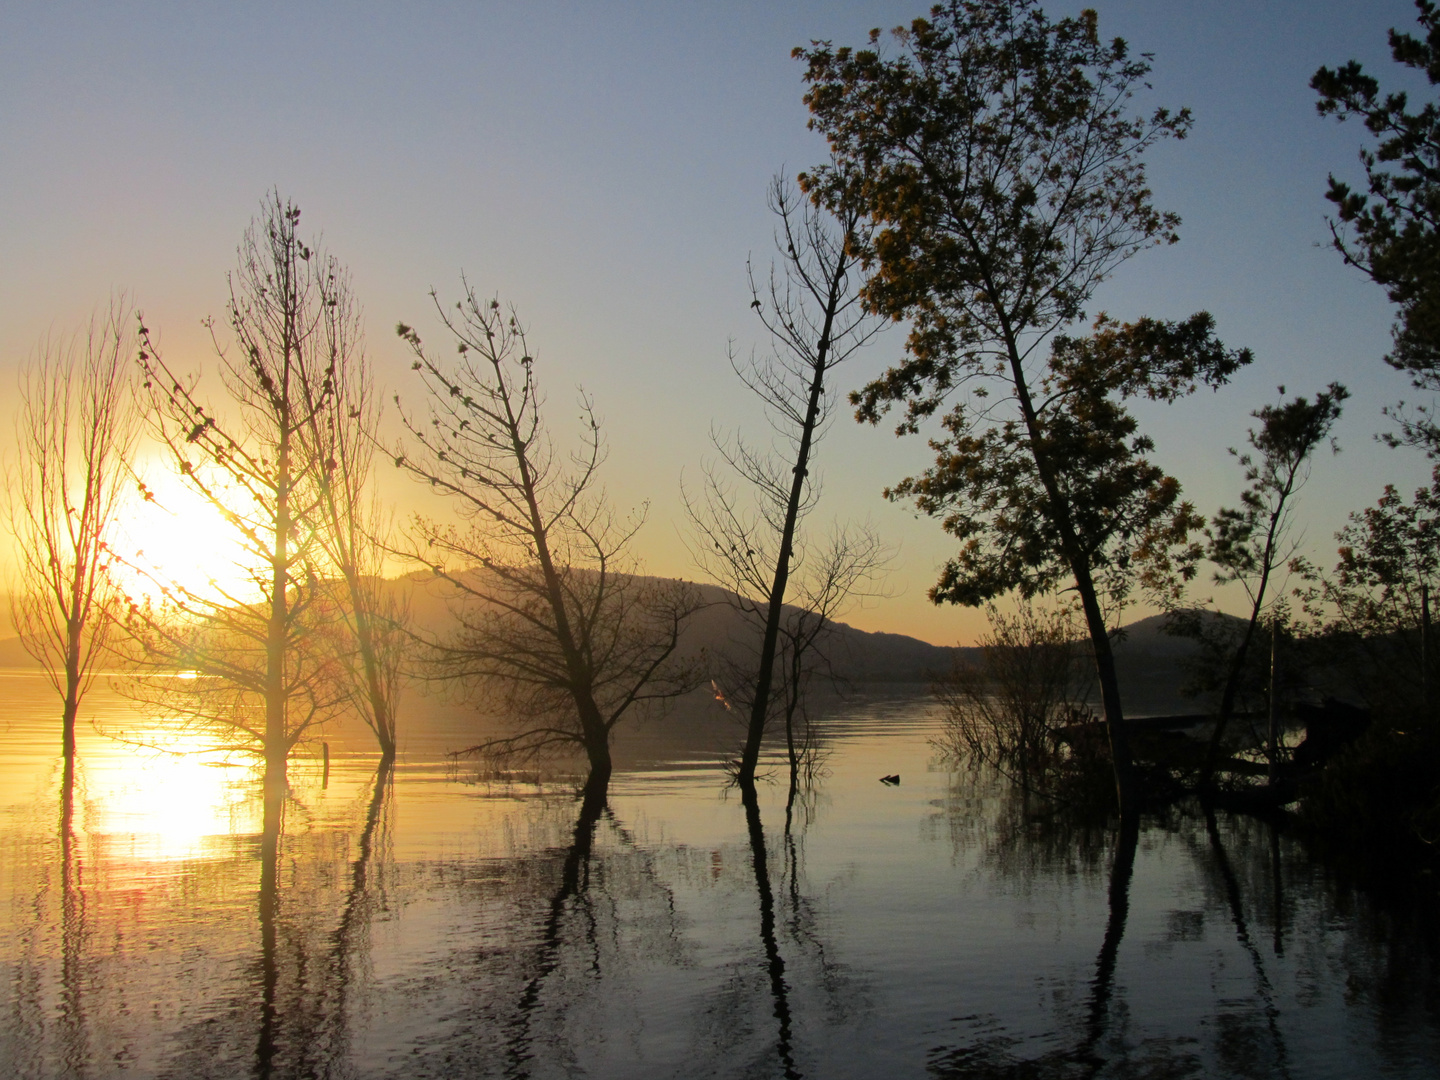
(505, 770, 611, 1079)
(58, 768, 90, 1078)
(1201, 806, 1290, 1080)
(741, 780, 800, 1080)
(8, 707, 1440, 1078)
(930, 779, 1199, 1079)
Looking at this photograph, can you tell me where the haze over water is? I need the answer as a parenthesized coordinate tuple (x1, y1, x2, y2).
(2, 675, 1437, 1078)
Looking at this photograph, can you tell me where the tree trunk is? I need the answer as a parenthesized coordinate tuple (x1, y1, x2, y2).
(739, 285, 840, 786)
(62, 633, 80, 772)
(999, 317, 1136, 815)
(266, 428, 292, 806)
(1073, 561, 1137, 815)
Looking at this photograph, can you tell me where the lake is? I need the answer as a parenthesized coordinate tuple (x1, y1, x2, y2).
(2, 672, 1438, 1078)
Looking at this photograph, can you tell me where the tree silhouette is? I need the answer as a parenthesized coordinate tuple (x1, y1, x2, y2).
(796, 0, 1249, 812)
(1156, 385, 1348, 789)
(1315, 0, 1440, 452)
(687, 176, 887, 787)
(6, 302, 139, 786)
(394, 286, 699, 781)
(124, 194, 347, 808)
(297, 265, 406, 758)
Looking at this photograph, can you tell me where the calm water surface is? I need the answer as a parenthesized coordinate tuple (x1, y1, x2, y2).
(2, 672, 1438, 1078)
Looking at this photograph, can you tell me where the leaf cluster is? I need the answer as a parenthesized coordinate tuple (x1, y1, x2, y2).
(798, 0, 1191, 432)
(1314, 0, 1440, 448)
(894, 313, 1246, 606)
(1295, 469, 1440, 711)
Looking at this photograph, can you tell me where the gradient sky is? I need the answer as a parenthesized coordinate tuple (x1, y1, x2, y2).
(1, 0, 1432, 646)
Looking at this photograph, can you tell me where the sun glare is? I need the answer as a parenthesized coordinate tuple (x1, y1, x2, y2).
(114, 465, 258, 605)
(77, 726, 260, 862)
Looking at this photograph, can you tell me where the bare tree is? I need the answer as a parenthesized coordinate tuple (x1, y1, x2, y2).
(935, 600, 1095, 798)
(6, 302, 139, 780)
(1157, 385, 1348, 790)
(394, 287, 699, 782)
(122, 194, 346, 805)
(298, 264, 407, 758)
(687, 176, 886, 787)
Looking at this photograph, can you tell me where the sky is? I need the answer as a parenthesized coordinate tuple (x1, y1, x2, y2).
(0, 0, 1433, 646)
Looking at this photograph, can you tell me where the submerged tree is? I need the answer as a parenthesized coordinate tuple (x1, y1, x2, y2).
(1314, 1, 1440, 452)
(125, 194, 346, 803)
(935, 600, 1094, 797)
(298, 265, 406, 758)
(6, 303, 139, 778)
(797, 0, 1250, 812)
(688, 176, 887, 787)
(395, 288, 699, 782)
(1157, 385, 1348, 788)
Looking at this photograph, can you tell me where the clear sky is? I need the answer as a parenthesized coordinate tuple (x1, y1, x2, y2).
(1, 0, 1431, 646)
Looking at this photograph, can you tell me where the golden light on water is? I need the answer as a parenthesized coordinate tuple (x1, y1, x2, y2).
(76, 726, 261, 861)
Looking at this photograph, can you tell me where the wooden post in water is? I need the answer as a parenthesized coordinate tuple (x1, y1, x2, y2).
(323, 742, 330, 789)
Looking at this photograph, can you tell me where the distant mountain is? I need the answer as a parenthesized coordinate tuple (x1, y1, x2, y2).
(394, 572, 963, 685)
(0, 634, 38, 669)
(0, 575, 1228, 703)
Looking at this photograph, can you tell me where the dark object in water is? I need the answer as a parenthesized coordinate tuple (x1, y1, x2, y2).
(879, 774, 900, 785)
(1293, 698, 1371, 769)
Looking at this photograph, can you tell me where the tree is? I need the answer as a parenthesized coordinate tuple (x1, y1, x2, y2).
(935, 600, 1095, 798)
(687, 177, 887, 787)
(125, 194, 345, 807)
(1161, 385, 1348, 789)
(394, 287, 698, 783)
(297, 266, 406, 758)
(1314, 1, 1440, 452)
(6, 303, 139, 784)
(1297, 469, 1440, 713)
(796, 0, 1249, 813)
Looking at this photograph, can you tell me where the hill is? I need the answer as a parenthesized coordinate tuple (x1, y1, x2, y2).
(393, 571, 962, 685)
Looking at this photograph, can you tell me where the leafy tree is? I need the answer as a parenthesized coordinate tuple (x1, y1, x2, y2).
(5, 303, 139, 786)
(796, 0, 1250, 812)
(1160, 385, 1348, 788)
(1314, 1, 1440, 451)
(394, 287, 699, 782)
(126, 195, 345, 807)
(1298, 469, 1440, 713)
(687, 177, 887, 788)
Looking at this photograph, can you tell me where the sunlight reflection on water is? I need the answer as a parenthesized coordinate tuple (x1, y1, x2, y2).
(1, 674, 1439, 1079)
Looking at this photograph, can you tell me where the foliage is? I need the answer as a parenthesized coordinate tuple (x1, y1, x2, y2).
(5, 303, 140, 765)
(796, 0, 1250, 812)
(686, 176, 887, 785)
(1296, 469, 1440, 712)
(395, 287, 699, 776)
(889, 312, 1246, 609)
(798, 0, 1192, 431)
(1314, 0, 1440, 451)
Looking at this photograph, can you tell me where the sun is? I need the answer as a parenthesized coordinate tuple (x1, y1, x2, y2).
(113, 459, 259, 605)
